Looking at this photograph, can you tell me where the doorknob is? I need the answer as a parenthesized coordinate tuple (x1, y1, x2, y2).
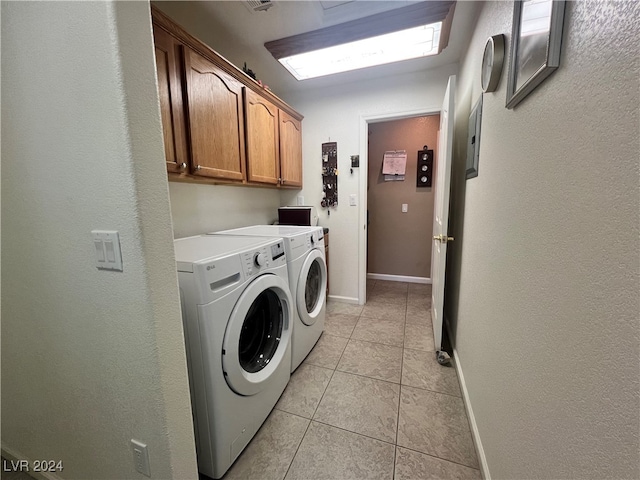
(433, 234, 454, 243)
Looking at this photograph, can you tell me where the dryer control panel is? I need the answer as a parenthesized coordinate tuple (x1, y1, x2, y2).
(305, 232, 324, 250)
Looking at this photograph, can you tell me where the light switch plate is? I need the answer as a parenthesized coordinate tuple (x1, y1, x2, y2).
(131, 439, 151, 477)
(92, 230, 123, 271)
(349, 194, 357, 206)
(402, 204, 408, 213)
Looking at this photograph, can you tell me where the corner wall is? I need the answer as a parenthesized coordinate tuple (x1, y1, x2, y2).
(447, 1, 640, 477)
(1, 2, 198, 478)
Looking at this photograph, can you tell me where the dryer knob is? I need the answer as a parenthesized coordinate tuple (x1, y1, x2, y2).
(254, 252, 267, 267)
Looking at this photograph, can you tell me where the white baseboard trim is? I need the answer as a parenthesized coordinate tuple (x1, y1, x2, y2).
(327, 294, 360, 304)
(2, 444, 63, 480)
(444, 317, 491, 480)
(367, 273, 432, 284)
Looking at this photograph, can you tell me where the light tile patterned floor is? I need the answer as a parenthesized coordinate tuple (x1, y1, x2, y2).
(222, 280, 481, 480)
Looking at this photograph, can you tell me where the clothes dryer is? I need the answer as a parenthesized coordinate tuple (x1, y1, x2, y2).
(210, 225, 326, 372)
(174, 235, 292, 479)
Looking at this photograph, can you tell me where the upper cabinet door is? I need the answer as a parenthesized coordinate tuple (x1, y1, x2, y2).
(278, 110, 303, 188)
(245, 89, 279, 185)
(153, 26, 188, 175)
(184, 48, 246, 182)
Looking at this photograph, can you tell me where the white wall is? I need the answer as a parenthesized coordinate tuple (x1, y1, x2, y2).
(1, 2, 198, 478)
(169, 183, 281, 238)
(283, 64, 458, 302)
(447, 1, 640, 478)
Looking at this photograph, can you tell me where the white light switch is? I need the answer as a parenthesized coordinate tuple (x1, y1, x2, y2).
(402, 204, 408, 213)
(105, 240, 116, 262)
(94, 241, 106, 262)
(92, 230, 123, 271)
(349, 194, 357, 206)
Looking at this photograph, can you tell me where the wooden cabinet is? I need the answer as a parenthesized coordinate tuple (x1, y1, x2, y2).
(245, 89, 279, 185)
(151, 6, 304, 189)
(153, 26, 188, 175)
(184, 48, 246, 182)
(278, 110, 303, 188)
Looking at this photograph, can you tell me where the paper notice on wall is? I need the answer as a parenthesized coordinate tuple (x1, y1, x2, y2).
(382, 150, 407, 181)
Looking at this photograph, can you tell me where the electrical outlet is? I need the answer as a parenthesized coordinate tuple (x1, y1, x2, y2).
(131, 439, 151, 477)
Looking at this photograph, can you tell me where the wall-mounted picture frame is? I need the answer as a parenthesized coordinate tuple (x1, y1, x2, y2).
(466, 95, 482, 179)
(506, 0, 566, 109)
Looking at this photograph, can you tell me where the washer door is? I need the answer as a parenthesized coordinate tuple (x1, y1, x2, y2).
(296, 249, 327, 326)
(222, 274, 292, 396)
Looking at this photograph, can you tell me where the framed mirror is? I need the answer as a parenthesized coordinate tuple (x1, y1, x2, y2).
(506, 0, 566, 109)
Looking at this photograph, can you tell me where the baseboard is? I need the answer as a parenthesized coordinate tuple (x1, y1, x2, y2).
(367, 273, 431, 284)
(444, 317, 491, 480)
(2, 445, 64, 480)
(327, 294, 359, 304)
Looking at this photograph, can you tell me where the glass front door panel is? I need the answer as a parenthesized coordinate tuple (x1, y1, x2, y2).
(305, 259, 322, 313)
(238, 289, 283, 373)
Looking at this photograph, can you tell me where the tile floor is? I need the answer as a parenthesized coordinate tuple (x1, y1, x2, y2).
(221, 280, 481, 480)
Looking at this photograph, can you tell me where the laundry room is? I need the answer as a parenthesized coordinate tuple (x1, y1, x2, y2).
(3, 1, 639, 480)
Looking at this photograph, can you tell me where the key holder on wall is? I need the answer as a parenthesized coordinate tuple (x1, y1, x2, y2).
(321, 141, 338, 215)
(416, 145, 434, 187)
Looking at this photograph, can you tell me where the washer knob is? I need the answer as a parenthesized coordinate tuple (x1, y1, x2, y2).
(254, 252, 267, 267)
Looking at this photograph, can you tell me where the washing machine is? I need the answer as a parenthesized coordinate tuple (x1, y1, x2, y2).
(210, 225, 326, 372)
(174, 234, 293, 479)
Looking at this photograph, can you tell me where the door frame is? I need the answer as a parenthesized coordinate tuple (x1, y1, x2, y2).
(358, 107, 441, 305)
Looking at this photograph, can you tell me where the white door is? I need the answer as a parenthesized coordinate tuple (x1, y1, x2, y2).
(431, 75, 455, 356)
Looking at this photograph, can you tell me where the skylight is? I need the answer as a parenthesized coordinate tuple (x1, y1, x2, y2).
(278, 22, 442, 80)
(264, 1, 456, 82)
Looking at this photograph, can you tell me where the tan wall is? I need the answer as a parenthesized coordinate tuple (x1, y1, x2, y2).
(367, 115, 440, 278)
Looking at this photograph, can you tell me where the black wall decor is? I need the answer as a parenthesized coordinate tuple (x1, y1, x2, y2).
(416, 146, 433, 187)
(321, 142, 338, 210)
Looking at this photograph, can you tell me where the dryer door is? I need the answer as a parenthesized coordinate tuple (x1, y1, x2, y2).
(296, 249, 327, 326)
(222, 274, 292, 396)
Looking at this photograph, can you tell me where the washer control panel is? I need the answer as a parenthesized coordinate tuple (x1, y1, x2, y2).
(241, 241, 286, 277)
(270, 241, 285, 261)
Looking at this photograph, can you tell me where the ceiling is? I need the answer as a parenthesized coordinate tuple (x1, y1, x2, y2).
(153, 1, 479, 98)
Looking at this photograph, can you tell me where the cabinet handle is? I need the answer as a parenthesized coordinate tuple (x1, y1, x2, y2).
(180, 162, 187, 169)
(195, 165, 202, 171)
